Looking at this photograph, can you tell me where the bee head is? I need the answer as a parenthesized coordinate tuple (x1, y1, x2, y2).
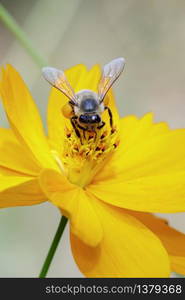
(79, 114, 101, 124)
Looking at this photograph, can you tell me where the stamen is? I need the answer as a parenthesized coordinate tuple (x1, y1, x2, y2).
(100, 131, 108, 139)
(111, 127, 116, 134)
(51, 150, 65, 173)
(61, 123, 120, 187)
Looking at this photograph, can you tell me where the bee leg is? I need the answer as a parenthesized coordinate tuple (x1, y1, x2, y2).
(71, 116, 81, 140)
(93, 130, 97, 141)
(76, 123, 88, 139)
(77, 124, 88, 131)
(104, 106, 113, 128)
(97, 121, 105, 130)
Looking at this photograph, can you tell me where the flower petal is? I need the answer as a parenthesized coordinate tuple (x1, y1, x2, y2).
(89, 113, 185, 212)
(0, 176, 45, 208)
(0, 65, 57, 170)
(39, 169, 103, 247)
(113, 119, 185, 179)
(0, 128, 40, 176)
(88, 171, 185, 213)
(129, 212, 185, 275)
(170, 257, 185, 275)
(93, 113, 170, 183)
(70, 196, 170, 277)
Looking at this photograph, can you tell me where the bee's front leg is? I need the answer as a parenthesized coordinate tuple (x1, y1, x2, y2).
(104, 106, 113, 128)
(97, 121, 105, 130)
(76, 123, 88, 139)
(76, 123, 88, 131)
(71, 116, 82, 140)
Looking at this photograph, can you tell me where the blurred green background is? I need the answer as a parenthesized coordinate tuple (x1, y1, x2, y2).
(0, 0, 185, 277)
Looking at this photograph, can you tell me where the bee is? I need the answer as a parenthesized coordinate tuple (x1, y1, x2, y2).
(42, 57, 125, 139)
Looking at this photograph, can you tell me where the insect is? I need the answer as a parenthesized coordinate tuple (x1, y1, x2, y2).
(42, 57, 125, 139)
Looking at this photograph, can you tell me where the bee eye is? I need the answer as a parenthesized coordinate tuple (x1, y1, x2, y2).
(91, 115, 101, 123)
(79, 115, 88, 123)
(79, 114, 101, 124)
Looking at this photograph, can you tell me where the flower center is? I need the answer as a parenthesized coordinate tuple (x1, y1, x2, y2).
(52, 123, 120, 188)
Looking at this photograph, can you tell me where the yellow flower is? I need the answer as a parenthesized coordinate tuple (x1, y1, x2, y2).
(0, 63, 185, 278)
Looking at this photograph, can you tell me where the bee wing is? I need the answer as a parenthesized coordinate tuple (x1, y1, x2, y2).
(98, 57, 125, 102)
(42, 67, 77, 104)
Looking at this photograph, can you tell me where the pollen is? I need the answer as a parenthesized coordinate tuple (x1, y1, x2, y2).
(60, 125, 120, 187)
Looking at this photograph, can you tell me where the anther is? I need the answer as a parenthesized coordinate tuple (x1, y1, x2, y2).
(101, 131, 108, 139)
(113, 140, 120, 148)
(65, 128, 72, 138)
(88, 132, 95, 140)
(111, 128, 116, 134)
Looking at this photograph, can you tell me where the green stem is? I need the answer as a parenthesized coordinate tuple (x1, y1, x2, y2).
(39, 216, 68, 278)
(0, 3, 47, 67)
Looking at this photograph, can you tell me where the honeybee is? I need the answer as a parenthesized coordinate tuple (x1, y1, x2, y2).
(42, 57, 125, 138)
